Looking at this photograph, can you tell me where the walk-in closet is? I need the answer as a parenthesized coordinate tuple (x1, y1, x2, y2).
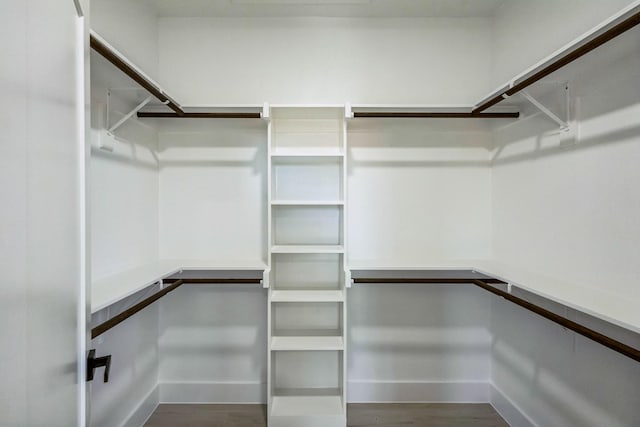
(3, 1, 640, 426)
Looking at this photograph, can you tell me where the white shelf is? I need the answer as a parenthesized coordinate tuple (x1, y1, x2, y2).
(91, 259, 265, 313)
(271, 200, 344, 206)
(271, 336, 344, 351)
(271, 149, 344, 158)
(270, 394, 344, 417)
(271, 290, 344, 302)
(272, 245, 344, 254)
(471, 260, 640, 334)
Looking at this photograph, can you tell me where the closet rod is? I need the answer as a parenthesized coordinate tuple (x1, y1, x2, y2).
(91, 279, 184, 339)
(472, 279, 640, 363)
(137, 112, 262, 119)
(473, 9, 640, 113)
(353, 112, 519, 119)
(90, 35, 185, 116)
(162, 278, 264, 284)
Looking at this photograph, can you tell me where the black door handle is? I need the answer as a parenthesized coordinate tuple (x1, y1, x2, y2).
(87, 349, 112, 383)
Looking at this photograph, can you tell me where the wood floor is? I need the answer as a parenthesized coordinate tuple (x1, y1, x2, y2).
(145, 403, 510, 427)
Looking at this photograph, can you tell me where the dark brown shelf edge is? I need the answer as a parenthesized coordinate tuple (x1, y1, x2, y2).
(163, 278, 263, 284)
(352, 278, 506, 284)
(90, 34, 184, 116)
(472, 279, 640, 364)
(473, 9, 640, 113)
(91, 279, 185, 339)
(351, 272, 639, 363)
(137, 112, 262, 119)
(91, 277, 263, 339)
(353, 112, 519, 119)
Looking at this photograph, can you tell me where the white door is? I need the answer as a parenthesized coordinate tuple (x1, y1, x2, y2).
(0, 0, 89, 426)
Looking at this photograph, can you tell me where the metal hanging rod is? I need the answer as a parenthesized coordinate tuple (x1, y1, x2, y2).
(163, 277, 266, 284)
(472, 279, 640, 364)
(350, 269, 640, 364)
(90, 33, 185, 116)
(137, 112, 262, 119)
(91, 279, 185, 339)
(473, 7, 640, 113)
(91, 275, 264, 339)
(353, 112, 519, 119)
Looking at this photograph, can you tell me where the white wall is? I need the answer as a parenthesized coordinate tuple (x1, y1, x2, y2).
(89, 124, 161, 427)
(490, 10, 640, 426)
(91, 0, 159, 81)
(90, 298, 160, 427)
(0, 1, 83, 425)
(158, 17, 492, 105)
(157, 120, 267, 262)
(346, 119, 496, 401)
(157, 119, 268, 402)
(348, 119, 494, 266)
(349, 284, 492, 402)
(89, 2, 163, 424)
(491, 0, 635, 88)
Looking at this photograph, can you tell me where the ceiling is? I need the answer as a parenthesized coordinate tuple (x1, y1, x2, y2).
(151, 0, 506, 18)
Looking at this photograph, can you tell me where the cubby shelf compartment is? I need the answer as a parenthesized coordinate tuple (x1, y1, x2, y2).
(271, 336, 344, 351)
(271, 290, 344, 302)
(271, 245, 344, 254)
(271, 394, 344, 416)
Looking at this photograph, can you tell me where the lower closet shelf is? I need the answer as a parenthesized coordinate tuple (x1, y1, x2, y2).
(271, 394, 344, 417)
(271, 336, 344, 351)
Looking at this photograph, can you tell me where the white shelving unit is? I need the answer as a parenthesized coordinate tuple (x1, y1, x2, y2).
(267, 106, 348, 427)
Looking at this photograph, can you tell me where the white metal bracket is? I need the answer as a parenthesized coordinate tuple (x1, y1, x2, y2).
(345, 102, 354, 119)
(520, 87, 570, 131)
(262, 102, 270, 121)
(108, 95, 153, 134)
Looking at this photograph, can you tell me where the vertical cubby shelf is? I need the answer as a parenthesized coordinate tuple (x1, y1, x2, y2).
(267, 106, 348, 427)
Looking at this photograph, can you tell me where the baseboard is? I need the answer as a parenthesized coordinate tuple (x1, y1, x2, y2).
(347, 380, 490, 403)
(121, 385, 159, 427)
(490, 384, 538, 427)
(157, 381, 504, 409)
(159, 381, 266, 404)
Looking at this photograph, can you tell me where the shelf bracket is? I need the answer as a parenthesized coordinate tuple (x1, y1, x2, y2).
(520, 89, 569, 131)
(108, 95, 153, 134)
(345, 102, 353, 119)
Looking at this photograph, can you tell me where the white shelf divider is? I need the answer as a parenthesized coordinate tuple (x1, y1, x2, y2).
(271, 395, 344, 417)
(271, 244, 344, 254)
(271, 336, 344, 351)
(271, 149, 344, 158)
(271, 200, 344, 206)
(271, 289, 344, 302)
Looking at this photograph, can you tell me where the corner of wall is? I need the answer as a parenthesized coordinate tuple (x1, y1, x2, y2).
(121, 384, 160, 427)
(490, 384, 537, 427)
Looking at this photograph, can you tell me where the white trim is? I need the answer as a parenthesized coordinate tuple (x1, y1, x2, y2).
(347, 380, 490, 403)
(121, 386, 160, 427)
(490, 384, 538, 427)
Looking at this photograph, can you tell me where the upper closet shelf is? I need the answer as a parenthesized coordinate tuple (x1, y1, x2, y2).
(473, 1, 640, 113)
(92, 260, 266, 313)
(351, 105, 519, 119)
(90, 31, 263, 119)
